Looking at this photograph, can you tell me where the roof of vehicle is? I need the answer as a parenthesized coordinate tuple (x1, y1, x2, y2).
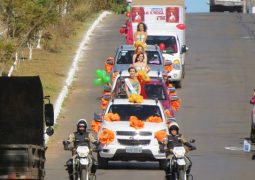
(111, 70, 164, 93)
(132, 0, 185, 6)
(117, 44, 161, 51)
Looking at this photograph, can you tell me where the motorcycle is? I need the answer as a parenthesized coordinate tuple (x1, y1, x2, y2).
(63, 141, 96, 180)
(164, 138, 196, 180)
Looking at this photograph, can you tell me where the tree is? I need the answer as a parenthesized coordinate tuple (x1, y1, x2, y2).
(0, 0, 59, 74)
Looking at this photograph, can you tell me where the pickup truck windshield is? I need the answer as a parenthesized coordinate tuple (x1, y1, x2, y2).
(147, 36, 177, 53)
(116, 50, 161, 65)
(108, 104, 162, 121)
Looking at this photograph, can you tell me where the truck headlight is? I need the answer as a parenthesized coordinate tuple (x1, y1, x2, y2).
(173, 59, 180, 70)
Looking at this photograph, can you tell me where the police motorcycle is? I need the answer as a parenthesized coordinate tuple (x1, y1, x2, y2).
(163, 127, 196, 180)
(63, 119, 99, 180)
(63, 140, 97, 180)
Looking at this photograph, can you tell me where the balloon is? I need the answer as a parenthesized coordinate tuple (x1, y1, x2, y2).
(96, 69, 103, 78)
(119, 27, 126, 34)
(101, 70, 106, 77)
(93, 78, 103, 86)
(176, 23, 186, 30)
(126, 12, 130, 18)
(126, 5, 131, 12)
(102, 76, 110, 83)
(159, 43, 165, 51)
(125, 21, 131, 27)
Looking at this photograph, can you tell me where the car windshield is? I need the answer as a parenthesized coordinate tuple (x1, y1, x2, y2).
(108, 104, 162, 121)
(146, 36, 177, 53)
(144, 84, 166, 100)
(116, 50, 161, 65)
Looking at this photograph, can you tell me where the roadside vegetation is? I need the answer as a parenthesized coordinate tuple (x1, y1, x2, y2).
(0, 0, 124, 101)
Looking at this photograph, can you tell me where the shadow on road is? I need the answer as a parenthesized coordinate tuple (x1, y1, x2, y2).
(103, 161, 161, 170)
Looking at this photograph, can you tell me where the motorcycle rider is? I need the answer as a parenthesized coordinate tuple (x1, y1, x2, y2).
(164, 121, 196, 178)
(63, 119, 98, 180)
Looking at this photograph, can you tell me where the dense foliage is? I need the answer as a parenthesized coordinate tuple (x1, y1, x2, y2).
(0, 0, 124, 75)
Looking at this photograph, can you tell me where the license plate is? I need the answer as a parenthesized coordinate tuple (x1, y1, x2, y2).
(125, 147, 142, 153)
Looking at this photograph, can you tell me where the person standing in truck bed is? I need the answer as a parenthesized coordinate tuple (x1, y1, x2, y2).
(134, 22, 147, 43)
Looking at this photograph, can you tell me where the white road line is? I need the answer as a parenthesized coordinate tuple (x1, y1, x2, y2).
(225, 147, 243, 151)
(225, 146, 255, 152)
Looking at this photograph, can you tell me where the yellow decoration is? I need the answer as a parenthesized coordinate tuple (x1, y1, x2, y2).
(129, 94, 144, 103)
(134, 41, 147, 50)
(137, 70, 150, 83)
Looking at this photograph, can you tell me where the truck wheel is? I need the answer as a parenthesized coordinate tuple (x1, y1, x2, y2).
(210, 5, 215, 12)
(182, 65, 185, 79)
(174, 81, 182, 89)
(97, 153, 108, 169)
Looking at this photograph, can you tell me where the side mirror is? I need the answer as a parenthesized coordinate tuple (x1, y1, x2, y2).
(170, 95, 179, 101)
(102, 94, 111, 101)
(168, 87, 176, 93)
(46, 127, 54, 136)
(45, 103, 54, 126)
(181, 45, 189, 53)
(103, 85, 111, 92)
(94, 112, 102, 122)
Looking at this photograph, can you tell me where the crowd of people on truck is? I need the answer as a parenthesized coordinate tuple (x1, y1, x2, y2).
(62, 13, 196, 180)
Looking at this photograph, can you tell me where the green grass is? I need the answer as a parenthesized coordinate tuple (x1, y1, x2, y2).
(12, 13, 100, 103)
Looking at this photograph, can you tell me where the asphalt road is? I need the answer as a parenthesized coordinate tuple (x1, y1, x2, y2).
(45, 12, 255, 180)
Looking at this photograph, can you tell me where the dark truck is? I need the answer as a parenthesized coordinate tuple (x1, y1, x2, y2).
(0, 76, 54, 179)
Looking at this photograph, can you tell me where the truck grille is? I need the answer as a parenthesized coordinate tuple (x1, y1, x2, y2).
(118, 139, 150, 146)
(116, 131, 152, 136)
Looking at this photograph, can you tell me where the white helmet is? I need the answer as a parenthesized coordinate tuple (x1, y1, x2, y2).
(77, 119, 88, 129)
(168, 121, 179, 134)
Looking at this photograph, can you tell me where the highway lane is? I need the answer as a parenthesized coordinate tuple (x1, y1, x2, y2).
(45, 12, 255, 180)
(179, 12, 255, 179)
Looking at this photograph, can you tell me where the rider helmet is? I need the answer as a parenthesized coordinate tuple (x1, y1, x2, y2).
(77, 119, 88, 133)
(168, 121, 179, 135)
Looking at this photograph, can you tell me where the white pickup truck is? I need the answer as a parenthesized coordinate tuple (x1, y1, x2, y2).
(210, 0, 244, 12)
(97, 99, 168, 169)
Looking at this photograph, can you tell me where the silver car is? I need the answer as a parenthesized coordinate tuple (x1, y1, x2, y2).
(112, 44, 165, 73)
